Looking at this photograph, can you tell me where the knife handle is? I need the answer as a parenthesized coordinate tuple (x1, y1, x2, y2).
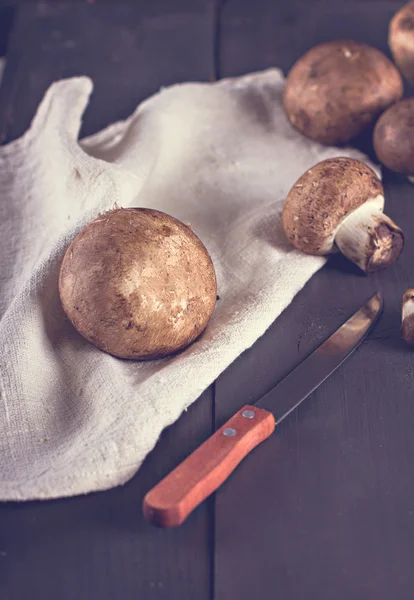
(143, 405, 275, 527)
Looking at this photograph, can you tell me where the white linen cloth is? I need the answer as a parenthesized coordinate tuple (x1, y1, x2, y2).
(0, 69, 372, 499)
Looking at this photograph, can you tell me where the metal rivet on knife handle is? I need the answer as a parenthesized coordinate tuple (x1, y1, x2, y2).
(223, 428, 237, 437)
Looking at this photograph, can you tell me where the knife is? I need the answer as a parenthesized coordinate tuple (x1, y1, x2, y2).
(143, 292, 383, 528)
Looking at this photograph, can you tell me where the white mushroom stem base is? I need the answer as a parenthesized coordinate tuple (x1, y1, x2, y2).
(402, 290, 414, 346)
(334, 199, 404, 274)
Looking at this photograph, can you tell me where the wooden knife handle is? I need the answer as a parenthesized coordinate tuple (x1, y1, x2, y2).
(143, 405, 275, 527)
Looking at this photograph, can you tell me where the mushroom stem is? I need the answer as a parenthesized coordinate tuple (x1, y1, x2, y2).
(402, 289, 414, 346)
(334, 198, 404, 274)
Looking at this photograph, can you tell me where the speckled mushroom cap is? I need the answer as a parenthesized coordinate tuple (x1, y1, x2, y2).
(373, 98, 414, 175)
(59, 207, 217, 360)
(282, 158, 384, 255)
(389, 1, 414, 86)
(283, 40, 403, 145)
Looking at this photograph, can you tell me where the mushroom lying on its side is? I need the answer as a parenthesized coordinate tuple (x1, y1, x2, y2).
(282, 158, 404, 274)
(389, 1, 414, 86)
(373, 98, 414, 183)
(402, 289, 414, 346)
(283, 40, 403, 145)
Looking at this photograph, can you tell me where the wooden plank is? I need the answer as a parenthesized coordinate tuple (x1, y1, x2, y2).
(216, 0, 403, 79)
(0, 0, 218, 142)
(0, 2, 15, 57)
(0, 2, 216, 599)
(214, 1, 414, 599)
(1, 391, 215, 600)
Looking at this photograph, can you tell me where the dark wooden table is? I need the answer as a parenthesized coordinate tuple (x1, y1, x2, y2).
(1, 1, 414, 599)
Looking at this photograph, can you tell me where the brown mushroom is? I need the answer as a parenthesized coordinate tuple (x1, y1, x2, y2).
(389, 1, 414, 86)
(402, 289, 414, 346)
(373, 98, 414, 183)
(283, 40, 403, 145)
(59, 207, 217, 360)
(282, 157, 404, 274)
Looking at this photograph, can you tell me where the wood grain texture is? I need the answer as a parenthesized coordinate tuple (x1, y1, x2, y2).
(3, 1, 414, 599)
(0, 0, 218, 142)
(0, 394, 214, 600)
(144, 406, 275, 527)
(214, 1, 414, 600)
(0, 2, 14, 57)
(0, 2, 216, 599)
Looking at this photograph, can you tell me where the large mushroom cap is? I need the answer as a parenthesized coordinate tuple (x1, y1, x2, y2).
(59, 208, 217, 360)
(284, 40, 403, 145)
(282, 157, 383, 255)
(389, 1, 414, 85)
(374, 98, 414, 175)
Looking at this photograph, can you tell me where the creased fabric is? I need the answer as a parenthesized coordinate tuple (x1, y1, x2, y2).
(0, 69, 374, 500)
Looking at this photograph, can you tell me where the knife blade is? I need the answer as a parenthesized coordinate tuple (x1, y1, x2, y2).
(143, 292, 383, 527)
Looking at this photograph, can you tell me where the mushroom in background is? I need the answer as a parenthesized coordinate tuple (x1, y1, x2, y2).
(373, 98, 414, 183)
(283, 40, 403, 145)
(389, 1, 414, 85)
(282, 158, 404, 275)
(402, 289, 414, 346)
